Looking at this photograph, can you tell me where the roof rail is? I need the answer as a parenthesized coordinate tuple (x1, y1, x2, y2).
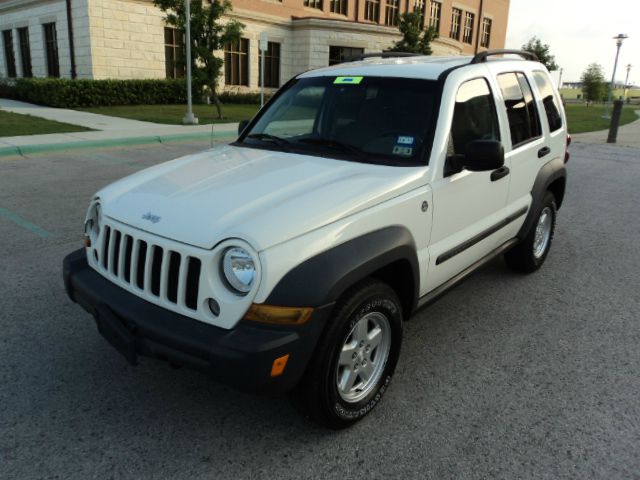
(470, 49, 539, 64)
(347, 51, 423, 62)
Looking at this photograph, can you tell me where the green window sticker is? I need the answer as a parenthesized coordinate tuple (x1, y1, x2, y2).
(334, 76, 364, 85)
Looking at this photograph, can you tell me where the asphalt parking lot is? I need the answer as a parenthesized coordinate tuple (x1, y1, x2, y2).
(1, 140, 639, 479)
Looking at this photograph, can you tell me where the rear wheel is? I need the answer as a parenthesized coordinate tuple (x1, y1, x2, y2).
(505, 191, 557, 273)
(291, 279, 403, 429)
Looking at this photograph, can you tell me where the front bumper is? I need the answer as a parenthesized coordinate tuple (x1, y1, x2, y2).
(63, 249, 332, 394)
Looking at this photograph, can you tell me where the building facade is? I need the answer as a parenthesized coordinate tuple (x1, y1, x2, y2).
(0, 0, 510, 91)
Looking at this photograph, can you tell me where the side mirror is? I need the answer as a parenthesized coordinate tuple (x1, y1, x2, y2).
(238, 119, 251, 136)
(464, 139, 504, 172)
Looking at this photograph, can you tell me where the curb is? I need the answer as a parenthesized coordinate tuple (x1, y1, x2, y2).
(0, 129, 236, 158)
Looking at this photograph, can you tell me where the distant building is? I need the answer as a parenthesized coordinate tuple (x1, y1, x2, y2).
(0, 0, 511, 91)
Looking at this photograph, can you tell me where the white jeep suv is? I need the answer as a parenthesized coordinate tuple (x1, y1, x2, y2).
(63, 50, 570, 429)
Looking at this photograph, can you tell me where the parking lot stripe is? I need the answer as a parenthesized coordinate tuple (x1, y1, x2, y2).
(0, 207, 52, 238)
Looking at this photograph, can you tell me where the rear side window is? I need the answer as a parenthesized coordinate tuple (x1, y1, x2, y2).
(533, 71, 563, 132)
(497, 72, 542, 148)
(448, 77, 500, 156)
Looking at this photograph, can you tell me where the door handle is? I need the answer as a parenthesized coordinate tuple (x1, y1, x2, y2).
(538, 146, 551, 158)
(491, 166, 510, 182)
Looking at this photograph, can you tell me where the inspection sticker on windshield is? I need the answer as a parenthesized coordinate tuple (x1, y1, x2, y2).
(334, 76, 364, 85)
(397, 136, 414, 145)
(393, 146, 413, 156)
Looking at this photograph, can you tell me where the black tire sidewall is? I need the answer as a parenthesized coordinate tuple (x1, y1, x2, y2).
(528, 192, 557, 268)
(322, 283, 403, 425)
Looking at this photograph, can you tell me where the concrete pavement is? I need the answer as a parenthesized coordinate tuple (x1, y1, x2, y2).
(572, 110, 640, 148)
(0, 98, 239, 156)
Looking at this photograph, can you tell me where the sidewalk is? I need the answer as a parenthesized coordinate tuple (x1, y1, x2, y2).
(0, 98, 238, 156)
(572, 110, 640, 148)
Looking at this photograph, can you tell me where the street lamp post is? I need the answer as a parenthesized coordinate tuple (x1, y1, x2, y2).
(604, 33, 628, 119)
(624, 64, 632, 99)
(182, 0, 198, 125)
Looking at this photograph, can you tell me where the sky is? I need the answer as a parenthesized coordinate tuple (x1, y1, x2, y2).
(505, 0, 639, 86)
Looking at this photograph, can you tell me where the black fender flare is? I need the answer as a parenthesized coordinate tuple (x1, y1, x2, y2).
(265, 226, 419, 312)
(517, 157, 567, 239)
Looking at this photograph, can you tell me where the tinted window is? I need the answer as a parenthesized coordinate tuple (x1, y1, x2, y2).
(448, 78, 500, 156)
(498, 72, 542, 147)
(243, 76, 439, 166)
(533, 71, 562, 132)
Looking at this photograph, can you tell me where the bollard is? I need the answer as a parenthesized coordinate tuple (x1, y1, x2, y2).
(607, 100, 624, 143)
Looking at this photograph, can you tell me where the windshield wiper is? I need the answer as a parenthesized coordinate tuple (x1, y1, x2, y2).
(297, 137, 367, 159)
(246, 133, 291, 147)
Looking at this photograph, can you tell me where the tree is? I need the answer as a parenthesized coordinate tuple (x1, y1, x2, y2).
(389, 12, 438, 55)
(522, 36, 558, 71)
(153, 0, 244, 119)
(581, 63, 606, 104)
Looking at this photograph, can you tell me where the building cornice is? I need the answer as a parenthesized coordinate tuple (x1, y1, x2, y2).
(0, 0, 51, 13)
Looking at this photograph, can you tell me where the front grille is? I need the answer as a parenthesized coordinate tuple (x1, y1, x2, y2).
(99, 225, 202, 311)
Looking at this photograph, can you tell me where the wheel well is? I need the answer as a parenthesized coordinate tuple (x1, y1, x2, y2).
(547, 177, 566, 209)
(370, 259, 416, 320)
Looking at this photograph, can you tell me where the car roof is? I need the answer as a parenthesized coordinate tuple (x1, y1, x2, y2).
(299, 55, 541, 81)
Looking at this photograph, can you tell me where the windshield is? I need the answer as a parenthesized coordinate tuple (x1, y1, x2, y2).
(238, 75, 439, 166)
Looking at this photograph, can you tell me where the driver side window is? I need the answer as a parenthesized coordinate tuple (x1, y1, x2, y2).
(447, 78, 501, 157)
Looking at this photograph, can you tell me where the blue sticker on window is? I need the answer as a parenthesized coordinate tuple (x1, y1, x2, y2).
(397, 136, 414, 145)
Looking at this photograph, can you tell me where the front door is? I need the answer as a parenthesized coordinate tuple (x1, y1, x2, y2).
(424, 77, 512, 294)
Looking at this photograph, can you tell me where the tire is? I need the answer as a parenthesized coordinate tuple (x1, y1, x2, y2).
(290, 279, 403, 429)
(505, 191, 557, 273)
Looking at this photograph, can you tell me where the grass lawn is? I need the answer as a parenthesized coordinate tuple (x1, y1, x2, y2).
(560, 88, 640, 100)
(565, 104, 639, 134)
(78, 103, 260, 125)
(0, 110, 93, 137)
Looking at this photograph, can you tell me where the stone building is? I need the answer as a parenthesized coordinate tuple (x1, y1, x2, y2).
(0, 0, 511, 91)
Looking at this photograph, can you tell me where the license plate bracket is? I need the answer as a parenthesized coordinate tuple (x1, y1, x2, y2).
(95, 305, 138, 365)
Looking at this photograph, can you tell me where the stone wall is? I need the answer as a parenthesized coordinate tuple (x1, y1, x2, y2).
(87, 0, 165, 79)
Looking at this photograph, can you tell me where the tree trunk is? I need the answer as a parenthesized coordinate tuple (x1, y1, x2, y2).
(211, 84, 223, 119)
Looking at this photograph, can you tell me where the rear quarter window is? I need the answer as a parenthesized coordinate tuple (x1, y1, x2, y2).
(533, 71, 563, 132)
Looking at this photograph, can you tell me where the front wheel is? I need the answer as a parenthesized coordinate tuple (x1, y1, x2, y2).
(291, 280, 403, 429)
(505, 191, 557, 273)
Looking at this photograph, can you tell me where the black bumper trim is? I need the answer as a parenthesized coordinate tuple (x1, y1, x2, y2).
(63, 249, 332, 394)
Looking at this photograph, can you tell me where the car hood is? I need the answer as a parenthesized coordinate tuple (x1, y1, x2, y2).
(98, 145, 427, 250)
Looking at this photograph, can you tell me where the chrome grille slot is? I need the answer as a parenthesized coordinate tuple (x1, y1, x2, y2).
(94, 223, 202, 312)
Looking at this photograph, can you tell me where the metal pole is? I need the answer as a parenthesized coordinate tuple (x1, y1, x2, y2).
(260, 51, 265, 108)
(604, 34, 628, 118)
(182, 0, 198, 125)
(558, 67, 563, 88)
(624, 64, 632, 99)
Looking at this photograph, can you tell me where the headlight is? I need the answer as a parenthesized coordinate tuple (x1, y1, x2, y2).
(221, 247, 256, 295)
(84, 201, 101, 246)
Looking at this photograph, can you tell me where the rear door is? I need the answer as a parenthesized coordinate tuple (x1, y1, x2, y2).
(494, 70, 548, 208)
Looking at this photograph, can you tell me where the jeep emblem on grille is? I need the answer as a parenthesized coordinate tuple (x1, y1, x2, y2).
(141, 212, 161, 224)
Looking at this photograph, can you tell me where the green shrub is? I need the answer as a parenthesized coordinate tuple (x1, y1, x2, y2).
(0, 79, 18, 100)
(218, 91, 274, 104)
(12, 78, 188, 108)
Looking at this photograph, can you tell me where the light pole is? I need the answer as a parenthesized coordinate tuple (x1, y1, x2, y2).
(604, 33, 628, 119)
(182, 0, 198, 125)
(624, 64, 632, 99)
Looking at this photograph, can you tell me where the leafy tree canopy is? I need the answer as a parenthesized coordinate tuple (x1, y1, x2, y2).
(522, 36, 558, 71)
(580, 63, 607, 103)
(153, 0, 244, 118)
(389, 12, 438, 55)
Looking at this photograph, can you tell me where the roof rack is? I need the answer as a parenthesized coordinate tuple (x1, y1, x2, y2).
(470, 49, 539, 64)
(347, 52, 423, 62)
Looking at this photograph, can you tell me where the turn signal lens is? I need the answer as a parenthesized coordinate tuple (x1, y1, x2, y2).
(271, 354, 290, 377)
(244, 304, 313, 326)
